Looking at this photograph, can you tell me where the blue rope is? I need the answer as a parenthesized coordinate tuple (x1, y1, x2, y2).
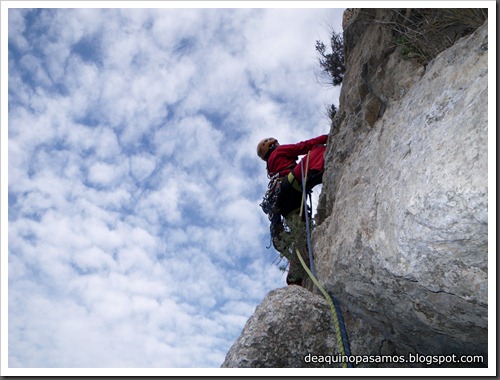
(331, 293, 353, 367)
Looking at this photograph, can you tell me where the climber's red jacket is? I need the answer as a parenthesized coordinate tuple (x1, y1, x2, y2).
(267, 134, 328, 182)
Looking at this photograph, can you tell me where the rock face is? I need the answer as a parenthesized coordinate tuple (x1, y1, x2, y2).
(317, 10, 488, 362)
(222, 9, 488, 368)
(221, 286, 337, 368)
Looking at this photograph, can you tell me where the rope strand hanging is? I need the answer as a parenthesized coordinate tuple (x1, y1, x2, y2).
(296, 153, 353, 367)
(299, 152, 316, 277)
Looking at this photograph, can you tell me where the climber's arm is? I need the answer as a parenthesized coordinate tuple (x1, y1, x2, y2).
(278, 134, 328, 157)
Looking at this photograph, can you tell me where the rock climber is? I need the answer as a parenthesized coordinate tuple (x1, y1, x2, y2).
(257, 134, 328, 286)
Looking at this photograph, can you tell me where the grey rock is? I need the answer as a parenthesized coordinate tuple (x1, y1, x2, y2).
(316, 15, 488, 362)
(221, 286, 339, 368)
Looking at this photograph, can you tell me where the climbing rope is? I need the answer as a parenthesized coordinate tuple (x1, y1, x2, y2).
(295, 248, 352, 368)
(299, 153, 316, 277)
(296, 153, 353, 368)
(331, 293, 352, 363)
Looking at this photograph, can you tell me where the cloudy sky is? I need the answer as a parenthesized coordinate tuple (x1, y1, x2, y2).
(3, 2, 344, 373)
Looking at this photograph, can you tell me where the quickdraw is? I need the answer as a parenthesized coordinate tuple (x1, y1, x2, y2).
(260, 173, 284, 248)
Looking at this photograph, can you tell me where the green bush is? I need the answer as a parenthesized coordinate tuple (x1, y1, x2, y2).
(315, 31, 343, 126)
(387, 8, 488, 63)
(315, 30, 345, 87)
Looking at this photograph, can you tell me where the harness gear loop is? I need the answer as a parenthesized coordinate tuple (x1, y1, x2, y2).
(260, 173, 284, 250)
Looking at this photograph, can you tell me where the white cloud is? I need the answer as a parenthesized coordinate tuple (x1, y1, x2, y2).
(5, 5, 343, 372)
(130, 154, 156, 181)
(136, 180, 183, 225)
(87, 162, 124, 186)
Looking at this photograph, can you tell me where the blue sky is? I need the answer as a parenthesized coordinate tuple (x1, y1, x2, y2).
(2, 2, 344, 373)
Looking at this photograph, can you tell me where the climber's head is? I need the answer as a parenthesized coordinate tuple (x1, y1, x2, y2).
(257, 137, 279, 161)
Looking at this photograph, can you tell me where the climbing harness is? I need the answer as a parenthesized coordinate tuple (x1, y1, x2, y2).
(297, 156, 353, 368)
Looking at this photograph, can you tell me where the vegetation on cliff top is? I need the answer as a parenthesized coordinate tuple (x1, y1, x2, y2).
(315, 8, 487, 125)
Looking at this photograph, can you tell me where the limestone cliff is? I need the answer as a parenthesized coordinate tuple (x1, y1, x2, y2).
(222, 9, 488, 368)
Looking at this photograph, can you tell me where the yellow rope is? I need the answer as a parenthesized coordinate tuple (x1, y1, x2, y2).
(295, 248, 348, 368)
